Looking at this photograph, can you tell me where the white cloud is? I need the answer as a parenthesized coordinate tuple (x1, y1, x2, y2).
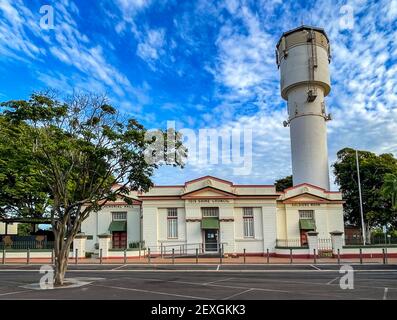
(136, 29, 166, 66)
(153, 0, 397, 188)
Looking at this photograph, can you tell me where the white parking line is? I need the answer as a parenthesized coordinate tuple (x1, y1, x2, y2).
(108, 275, 289, 293)
(383, 288, 388, 300)
(112, 265, 127, 270)
(310, 265, 321, 270)
(327, 277, 339, 285)
(91, 284, 211, 300)
(0, 290, 32, 297)
(222, 288, 254, 300)
(203, 277, 234, 285)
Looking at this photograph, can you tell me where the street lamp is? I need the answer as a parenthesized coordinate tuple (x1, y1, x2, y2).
(356, 149, 366, 245)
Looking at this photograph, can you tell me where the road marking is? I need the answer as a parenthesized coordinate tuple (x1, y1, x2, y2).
(327, 277, 339, 285)
(383, 288, 388, 300)
(1, 269, 397, 273)
(222, 288, 254, 300)
(0, 279, 25, 285)
(112, 265, 127, 270)
(310, 265, 321, 270)
(91, 284, 211, 300)
(0, 290, 32, 297)
(204, 277, 234, 285)
(109, 275, 289, 293)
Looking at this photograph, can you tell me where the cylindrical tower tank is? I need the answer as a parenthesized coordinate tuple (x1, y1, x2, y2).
(276, 26, 332, 190)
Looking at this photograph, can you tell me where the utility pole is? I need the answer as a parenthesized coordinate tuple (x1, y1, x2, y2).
(356, 149, 366, 245)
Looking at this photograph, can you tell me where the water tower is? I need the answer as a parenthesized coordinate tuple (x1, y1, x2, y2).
(276, 26, 332, 190)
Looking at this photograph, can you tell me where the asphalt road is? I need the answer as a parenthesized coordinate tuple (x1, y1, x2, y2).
(0, 264, 396, 300)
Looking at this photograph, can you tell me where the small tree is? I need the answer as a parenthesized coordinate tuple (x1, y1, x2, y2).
(275, 175, 293, 192)
(1, 92, 186, 285)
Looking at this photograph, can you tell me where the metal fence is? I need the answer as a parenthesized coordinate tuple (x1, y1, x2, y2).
(345, 235, 397, 245)
(276, 239, 304, 248)
(145, 242, 228, 257)
(0, 240, 55, 250)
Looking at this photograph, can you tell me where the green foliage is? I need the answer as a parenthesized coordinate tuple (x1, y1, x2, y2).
(381, 173, 397, 209)
(275, 175, 293, 192)
(333, 148, 397, 229)
(17, 223, 33, 236)
(0, 115, 51, 218)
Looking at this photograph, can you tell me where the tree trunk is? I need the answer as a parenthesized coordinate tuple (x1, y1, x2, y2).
(53, 229, 73, 286)
(54, 254, 68, 286)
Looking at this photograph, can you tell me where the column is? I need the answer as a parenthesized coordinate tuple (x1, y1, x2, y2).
(307, 231, 319, 256)
(73, 233, 87, 258)
(98, 234, 112, 258)
(330, 231, 344, 255)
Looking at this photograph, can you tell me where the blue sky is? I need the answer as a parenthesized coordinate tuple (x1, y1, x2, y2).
(0, 0, 396, 189)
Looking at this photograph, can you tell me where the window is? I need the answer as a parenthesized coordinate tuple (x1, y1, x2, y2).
(167, 208, 178, 239)
(201, 207, 219, 217)
(112, 212, 127, 221)
(299, 210, 314, 220)
(243, 208, 254, 238)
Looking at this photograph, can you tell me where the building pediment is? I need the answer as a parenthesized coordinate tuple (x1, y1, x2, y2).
(282, 192, 344, 204)
(181, 186, 236, 199)
(183, 176, 234, 194)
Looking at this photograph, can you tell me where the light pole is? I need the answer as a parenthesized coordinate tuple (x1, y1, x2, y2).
(356, 149, 366, 245)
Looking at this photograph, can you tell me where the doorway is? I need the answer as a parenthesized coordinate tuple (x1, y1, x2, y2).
(204, 229, 219, 252)
(112, 232, 127, 249)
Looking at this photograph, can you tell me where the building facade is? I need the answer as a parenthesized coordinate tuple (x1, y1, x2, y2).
(81, 26, 344, 255)
(81, 176, 344, 254)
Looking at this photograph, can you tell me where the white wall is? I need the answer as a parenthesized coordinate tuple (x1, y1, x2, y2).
(0, 223, 18, 235)
(81, 205, 140, 252)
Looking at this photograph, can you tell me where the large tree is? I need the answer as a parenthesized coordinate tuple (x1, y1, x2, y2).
(0, 92, 186, 285)
(0, 115, 51, 218)
(333, 148, 397, 232)
(382, 173, 397, 209)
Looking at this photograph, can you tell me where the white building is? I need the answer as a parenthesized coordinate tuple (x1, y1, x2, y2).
(81, 175, 344, 254)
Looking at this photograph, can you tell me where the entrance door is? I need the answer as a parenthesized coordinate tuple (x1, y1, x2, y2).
(112, 232, 127, 249)
(204, 229, 218, 252)
(300, 230, 308, 246)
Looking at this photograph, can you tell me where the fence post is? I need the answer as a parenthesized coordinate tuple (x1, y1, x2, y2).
(243, 249, 246, 264)
(382, 248, 386, 264)
(148, 248, 151, 264)
(196, 248, 198, 264)
(179, 245, 182, 255)
(359, 248, 363, 264)
(267, 249, 270, 264)
(161, 243, 163, 259)
(27, 249, 30, 265)
(124, 249, 127, 264)
(75, 249, 78, 264)
(290, 248, 293, 264)
(337, 249, 340, 265)
(139, 242, 141, 259)
(313, 249, 317, 264)
(100, 248, 103, 265)
(51, 249, 54, 265)
(172, 248, 175, 265)
(219, 246, 223, 264)
(1, 249, 5, 265)
(385, 248, 388, 264)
